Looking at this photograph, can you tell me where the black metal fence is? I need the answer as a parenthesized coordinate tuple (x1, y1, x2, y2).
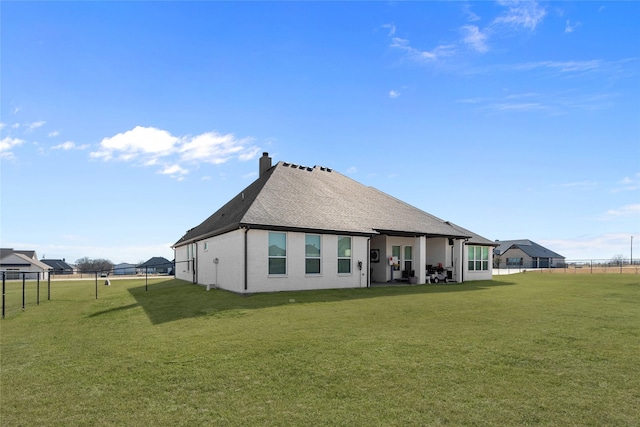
(494, 259, 639, 275)
(1, 267, 175, 319)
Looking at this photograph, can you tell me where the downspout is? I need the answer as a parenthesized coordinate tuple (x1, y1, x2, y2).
(193, 242, 198, 284)
(244, 227, 249, 292)
(461, 238, 469, 283)
(367, 237, 371, 288)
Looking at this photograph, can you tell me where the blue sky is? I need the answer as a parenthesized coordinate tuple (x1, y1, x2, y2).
(1, 1, 638, 264)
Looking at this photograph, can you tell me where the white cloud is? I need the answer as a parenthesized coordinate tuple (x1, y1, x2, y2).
(463, 4, 481, 22)
(490, 102, 546, 112)
(602, 204, 640, 219)
(90, 126, 260, 180)
(238, 146, 261, 162)
(390, 37, 456, 61)
(513, 60, 603, 73)
(179, 132, 257, 164)
(25, 121, 46, 132)
(0, 136, 25, 159)
(160, 164, 189, 181)
(386, 1, 548, 67)
(461, 25, 488, 53)
(52, 141, 88, 151)
(48, 130, 60, 137)
(612, 173, 640, 192)
(493, 0, 546, 31)
(346, 166, 358, 174)
(381, 23, 396, 36)
(91, 126, 179, 162)
(389, 90, 401, 99)
(564, 20, 581, 33)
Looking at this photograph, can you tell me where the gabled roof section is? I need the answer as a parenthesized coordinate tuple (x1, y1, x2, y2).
(0, 248, 37, 260)
(494, 239, 564, 259)
(137, 257, 173, 268)
(0, 253, 51, 270)
(41, 259, 74, 271)
(174, 161, 479, 246)
(446, 222, 498, 247)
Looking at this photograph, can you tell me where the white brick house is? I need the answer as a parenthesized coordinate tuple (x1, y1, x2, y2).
(173, 153, 495, 293)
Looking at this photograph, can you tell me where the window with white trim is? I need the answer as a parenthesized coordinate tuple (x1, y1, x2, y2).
(468, 246, 489, 271)
(268, 232, 287, 275)
(337, 236, 352, 274)
(305, 234, 321, 274)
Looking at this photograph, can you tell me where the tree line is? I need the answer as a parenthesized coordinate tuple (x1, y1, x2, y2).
(74, 257, 114, 273)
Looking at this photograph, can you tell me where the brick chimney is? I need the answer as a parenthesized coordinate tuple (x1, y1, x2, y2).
(259, 152, 272, 177)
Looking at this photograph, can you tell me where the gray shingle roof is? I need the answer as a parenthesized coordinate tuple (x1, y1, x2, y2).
(137, 257, 173, 268)
(494, 239, 564, 258)
(174, 161, 494, 246)
(0, 248, 37, 260)
(41, 259, 74, 271)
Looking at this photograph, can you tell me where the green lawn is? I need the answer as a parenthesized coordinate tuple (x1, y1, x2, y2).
(1, 274, 639, 426)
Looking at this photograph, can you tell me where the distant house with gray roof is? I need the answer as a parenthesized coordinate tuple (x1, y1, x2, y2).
(41, 259, 74, 275)
(1, 248, 51, 280)
(114, 263, 136, 275)
(493, 239, 565, 268)
(137, 257, 173, 275)
(173, 153, 496, 293)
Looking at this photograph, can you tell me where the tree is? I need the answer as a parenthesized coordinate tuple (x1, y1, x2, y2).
(610, 254, 626, 266)
(493, 255, 502, 269)
(75, 257, 114, 273)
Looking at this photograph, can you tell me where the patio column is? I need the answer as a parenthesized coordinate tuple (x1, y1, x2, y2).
(415, 235, 427, 284)
(454, 239, 464, 283)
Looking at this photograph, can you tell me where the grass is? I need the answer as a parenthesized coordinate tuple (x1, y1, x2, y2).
(1, 274, 639, 426)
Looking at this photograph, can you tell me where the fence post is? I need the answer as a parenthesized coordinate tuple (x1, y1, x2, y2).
(145, 267, 148, 292)
(2, 272, 5, 319)
(22, 273, 26, 311)
(95, 272, 98, 299)
(37, 272, 40, 305)
(48, 272, 51, 300)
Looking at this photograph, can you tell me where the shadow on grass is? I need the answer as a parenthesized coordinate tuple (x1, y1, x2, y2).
(127, 279, 516, 325)
(88, 303, 140, 318)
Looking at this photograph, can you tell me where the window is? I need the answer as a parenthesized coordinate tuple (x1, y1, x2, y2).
(468, 246, 489, 271)
(268, 232, 287, 275)
(507, 257, 523, 267)
(204, 242, 209, 251)
(337, 236, 352, 274)
(392, 245, 401, 271)
(404, 246, 413, 272)
(305, 234, 321, 274)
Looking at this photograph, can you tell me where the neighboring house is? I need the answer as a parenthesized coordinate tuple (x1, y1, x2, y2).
(493, 239, 565, 268)
(173, 153, 496, 294)
(114, 263, 136, 275)
(0, 248, 51, 280)
(41, 259, 74, 275)
(137, 257, 173, 275)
